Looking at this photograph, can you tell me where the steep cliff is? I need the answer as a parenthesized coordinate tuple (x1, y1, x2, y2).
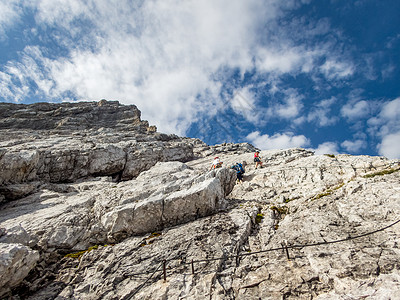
(0, 100, 256, 202)
(0, 101, 399, 299)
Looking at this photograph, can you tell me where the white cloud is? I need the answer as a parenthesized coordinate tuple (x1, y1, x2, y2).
(230, 87, 261, 124)
(367, 97, 400, 137)
(320, 59, 354, 79)
(367, 98, 400, 158)
(307, 96, 338, 126)
(1, 46, 55, 101)
(266, 88, 304, 120)
(378, 131, 400, 159)
(379, 97, 400, 121)
(255, 47, 311, 74)
(277, 92, 303, 119)
(313, 141, 339, 155)
(0, 70, 25, 101)
(0, 1, 22, 40)
(341, 139, 366, 153)
(0, 0, 362, 136)
(341, 100, 370, 120)
(246, 131, 310, 150)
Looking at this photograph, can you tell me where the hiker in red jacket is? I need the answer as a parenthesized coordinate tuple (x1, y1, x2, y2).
(254, 151, 263, 169)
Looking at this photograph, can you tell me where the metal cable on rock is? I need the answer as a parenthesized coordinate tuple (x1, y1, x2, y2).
(121, 217, 400, 296)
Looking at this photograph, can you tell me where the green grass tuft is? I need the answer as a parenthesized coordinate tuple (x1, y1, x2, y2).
(65, 245, 100, 259)
(363, 168, 399, 178)
(312, 182, 345, 200)
(284, 196, 300, 203)
(255, 213, 264, 224)
(270, 206, 289, 215)
(314, 191, 332, 200)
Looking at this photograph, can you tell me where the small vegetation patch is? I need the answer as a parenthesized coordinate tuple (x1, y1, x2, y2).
(146, 232, 162, 240)
(270, 206, 289, 215)
(255, 213, 264, 224)
(314, 191, 332, 200)
(284, 196, 300, 203)
(140, 232, 162, 247)
(65, 245, 104, 259)
(363, 168, 399, 178)
(312, 182, 345, 200)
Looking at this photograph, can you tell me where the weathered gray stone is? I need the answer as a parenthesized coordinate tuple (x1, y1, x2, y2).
(0, 100, 147, 132)
(0, 137, 196, 189)
(1, 101, 399, 299)
(0, 182, 41, 202)
(0, 162, 237, 252)
(44, 149, 398, 300)
(0, 243, 40, 297)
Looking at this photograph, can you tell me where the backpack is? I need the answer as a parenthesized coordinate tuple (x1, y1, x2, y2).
(232, 163, 244, 174)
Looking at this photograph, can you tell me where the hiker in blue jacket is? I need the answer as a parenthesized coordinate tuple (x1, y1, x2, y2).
(231, 162, 245, 183)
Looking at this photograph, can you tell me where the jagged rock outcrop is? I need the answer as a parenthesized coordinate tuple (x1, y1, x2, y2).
(0, 243, 40, 297)
(0, 161, 236, 248)
(0, 135, 194, 197)
(0, 101, 257, 203)
(0, 162, 237, 297)
(0, 101, 399, 299)
(41, 150, 398, 300)
(0, 100, 148, 132)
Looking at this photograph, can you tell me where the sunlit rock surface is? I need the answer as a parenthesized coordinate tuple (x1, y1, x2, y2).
(0, 101, 399, 299)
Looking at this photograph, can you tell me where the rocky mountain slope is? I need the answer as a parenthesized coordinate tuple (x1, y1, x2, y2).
(0, 101, 399, 299)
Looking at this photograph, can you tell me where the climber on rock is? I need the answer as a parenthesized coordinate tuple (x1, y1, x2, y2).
(254, 151, 263, 169)
(210, 156, 223, 170)
(231, 162, 245, 183)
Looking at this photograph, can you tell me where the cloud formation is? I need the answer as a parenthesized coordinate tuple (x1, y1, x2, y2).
(341, 139, 367, 153)
(0, 1, 21, 39)
(246, 131, 310, 150)
(341, 100, 371, 120)
(0, 1, 399, 157)
(0, 1, 355, 133)
(378, 132, 400, 159)
(305, 97, 338, 127)
(368, 97, 400, 158)
(313, 142, 339, 155)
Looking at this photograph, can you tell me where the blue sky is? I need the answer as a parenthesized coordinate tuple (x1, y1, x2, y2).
(1, 0, 399, 158)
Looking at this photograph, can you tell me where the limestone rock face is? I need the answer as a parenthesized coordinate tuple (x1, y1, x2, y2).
(0, 243, 40, 296)
(0, 100, 147, 132)
(53, 151, 400, 300)
(0, 162, 236, 250)
(0, 135, 194, 191)
(0, 101, 255, 203)
(1, 101, 399, 299)
(0, 162, 236, 297)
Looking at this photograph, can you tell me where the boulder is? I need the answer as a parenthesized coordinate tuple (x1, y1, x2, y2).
(0, 243, 40, 297)
(0, 162, 237, 251)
